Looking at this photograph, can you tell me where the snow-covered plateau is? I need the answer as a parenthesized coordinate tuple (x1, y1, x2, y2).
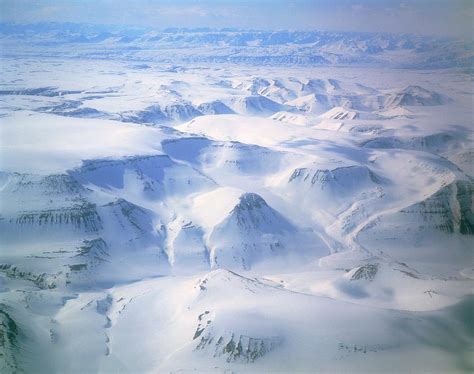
(0, 23, 473, 373)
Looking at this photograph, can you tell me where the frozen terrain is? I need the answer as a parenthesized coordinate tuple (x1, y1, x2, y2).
(0, 23, 473, 373)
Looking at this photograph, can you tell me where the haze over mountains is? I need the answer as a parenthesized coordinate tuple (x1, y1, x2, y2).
(1, 22, 473, 69)
(0, 21, 473, 373)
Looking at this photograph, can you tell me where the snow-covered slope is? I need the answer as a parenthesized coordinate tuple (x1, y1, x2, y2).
(383, 85, 448, 109)
(320, 106, 358, 120)
(282, 164, 383, 215)
(270, 111, 312, 126)
(227, 95, 285, 116)
(196, 100, 235, 115)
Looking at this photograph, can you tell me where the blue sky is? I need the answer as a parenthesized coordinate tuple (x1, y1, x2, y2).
(1, 0, 472, 37)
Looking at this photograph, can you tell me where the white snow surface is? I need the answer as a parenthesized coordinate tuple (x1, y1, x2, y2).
(0, 25, 473, 374)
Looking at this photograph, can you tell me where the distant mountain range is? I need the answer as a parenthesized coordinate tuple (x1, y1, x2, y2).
(1, 22, 473, 68)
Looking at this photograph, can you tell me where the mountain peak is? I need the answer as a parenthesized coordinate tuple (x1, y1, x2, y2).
(234, 192, 268, 211)
(226, 192, 294, 235)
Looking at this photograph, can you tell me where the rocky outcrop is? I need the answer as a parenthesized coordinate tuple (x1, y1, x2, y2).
(75, 238, 110, 267)
(289, 165, 380, 190)
(15, 201, 101, 232)
(193, 309, 282, 364)
(349, 263, 378, 281)
(0, 305, 22, 373)
(195, 331, 282, 363)
(0, 264, 61, 289)
(400, 180, 473, 235)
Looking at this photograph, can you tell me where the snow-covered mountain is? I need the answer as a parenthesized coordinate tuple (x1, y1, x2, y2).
(0, 22, 473, 373)
(208, 193, 324, 270)
(383, 85, 449, 109)
(226, 95, 286, 116)
(1, 23, 473, 69)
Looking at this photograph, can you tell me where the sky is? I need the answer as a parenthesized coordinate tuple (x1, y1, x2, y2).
(1, 0, 473, 37)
